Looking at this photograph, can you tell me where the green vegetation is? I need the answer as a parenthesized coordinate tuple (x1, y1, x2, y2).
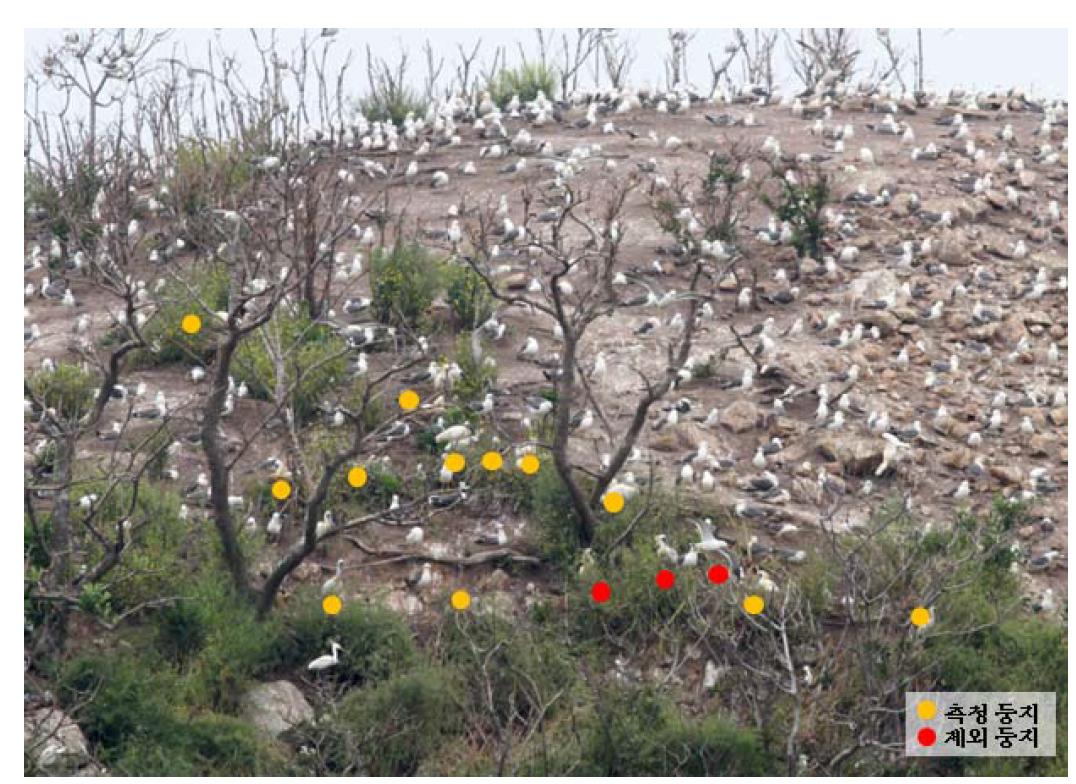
(444, 263, 493, 329)
(762, 165, 831, 259)
(27, 362, 96, 420)
(488, 62, 558, 107)
(137, 263, 230, 365)
(233, 310, 349, 424)
(370, 242, 444, 329)
(357, 88, 427, 128)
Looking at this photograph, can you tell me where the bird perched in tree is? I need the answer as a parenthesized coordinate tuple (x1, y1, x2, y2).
(307, 641, 344, 672)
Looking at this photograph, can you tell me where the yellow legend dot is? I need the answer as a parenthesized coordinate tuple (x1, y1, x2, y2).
(602, 491, 625, 514)
(910, 606, 931, 627)
(398, 389, 420, 411)
(519, 454, 540, 475)
(347, 466, 368, 488)
(451, 589, 471, 611)
(180, 313, 202, 335)
(322, 594, 342, 615)
(743, 595, 765, 615)
(916, 699, 937, 720)
(444, 452, 466, 473)
(271, 479, 292, 501)
(481, 451, 503, 471)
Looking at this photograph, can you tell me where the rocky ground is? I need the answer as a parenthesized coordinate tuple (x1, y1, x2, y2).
(24, 88, 1068, 662)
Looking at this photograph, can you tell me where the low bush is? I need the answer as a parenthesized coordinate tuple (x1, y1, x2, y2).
(370, 242, 444, 329)
(27, 362, 96, 421)
(444, 263, 493, 329)
(232, 311, 349, 424)
(139, 263, 230, 365)
(488, 63, 557, 107)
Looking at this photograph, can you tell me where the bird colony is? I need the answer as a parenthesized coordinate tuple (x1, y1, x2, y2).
(25, 78, 1068, 629)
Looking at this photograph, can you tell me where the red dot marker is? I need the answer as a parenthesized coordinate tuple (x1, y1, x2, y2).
(707, 564, 730, 585)
(917, 727, 937, 747)
(655, 569, 676, 590)
(591, 580, 611, 604)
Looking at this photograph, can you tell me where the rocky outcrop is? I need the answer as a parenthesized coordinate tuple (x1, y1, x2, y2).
(239, 680, 314, 738)
(24, 707, 95, 775)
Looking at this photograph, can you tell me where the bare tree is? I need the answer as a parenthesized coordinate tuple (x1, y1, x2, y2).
(664, 29, 696, 90)
(733, 28, 779, 97)
(784, 28, 860, 95)
(597, 29, 636, 92)
(557, 28, 600, 100)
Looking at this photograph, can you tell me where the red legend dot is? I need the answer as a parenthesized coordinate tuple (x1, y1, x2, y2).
(917, 727, 937, 747)
(707, 564, 730, 585)
(591, 580, 611, 604)
(655, 569, 676, 590)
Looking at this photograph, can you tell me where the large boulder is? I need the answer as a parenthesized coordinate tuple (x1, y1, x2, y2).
(24, 708, 92, 775)
(720, 399, 763, 434)
(240, 680, 314, 738)
(817, 435, 885, 477)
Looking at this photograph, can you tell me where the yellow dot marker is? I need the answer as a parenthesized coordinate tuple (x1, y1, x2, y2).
(916, 699, 937, 720)
(602, 491, 625, 514)
(271, 478, 292, 501)
(743, 595, 765, 615)
(398, 389, 420, 411)
(910, 606, 932, 627)
(450, 589, 471, 611)
(444, 452, 466, 474)
(519, 454, 540, 475)
(180, 313, 202, 335)
(322, 594, 342, 615)
(347, 466, 368, 488)
(481, 451, 503, 471)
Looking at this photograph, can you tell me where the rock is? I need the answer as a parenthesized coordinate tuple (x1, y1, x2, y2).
(935, 228, 969, 263)
(385, 589, 423, 616)
(24, 708, 91, 775)
(1017, 170, 1037, 189)
(501, 272, 529, 291)
(817, 435, 884, 477)
(718, 274, 738, 291)
(849, 268, 899, 302)
(860, 310, 901, 337)
(1028, 435, 1052, 458)
(984, 189, 1008, 210)
(1023, 310, 1052, 327)
(240, 681, 314, 738)
(721, 399, 763, 434)
(996, 315, 1027, 346)
(1049, 407, 1067, 427)
(989, 464, 1023, 486)
(940, 447, 973, 470)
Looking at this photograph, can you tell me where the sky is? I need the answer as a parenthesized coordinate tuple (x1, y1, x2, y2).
(24, 28, 1068, 106)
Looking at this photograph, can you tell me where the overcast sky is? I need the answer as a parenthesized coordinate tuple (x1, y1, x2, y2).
(24, 28, 1067, 107)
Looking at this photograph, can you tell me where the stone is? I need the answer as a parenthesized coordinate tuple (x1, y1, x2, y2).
(1028, 435, 1052, 458)
(240, 681, 314, 738)
(718, 274, 738, 291)
(940, 447, 973, 470)
(501, 272, 529, 291)
(721, 399, 763, 434)
(989, 464, 1023, 486)
(1023, 310, 1052, 327)
(817, 435, 884, 477)
(24, 708, 91, 775)
(1049, 407, 1067, 427)
(984, 189, 1008, 210)
(1017, 170, 1037, 189)
(860, 310, 901, 337)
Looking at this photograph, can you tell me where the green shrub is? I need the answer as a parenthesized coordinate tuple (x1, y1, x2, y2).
(171, 138, 252, 219)
(264, 596, 416, 689)
(488, 62, 558, 107)
(527, 462, 586, 570)
(518, 685, 770, 775)
(444, 263, 493, 329)
(232, 311, 349, 424)
(24, 163, 101, 244)
(155, 600, 209, 665)
(27, 362, 96, 420)
(139, 263, 230, 365)
(357, 89, 427, 128)
(370, 243, 444, 329)
(114, 713, 283, 776)
(450, 334, 497, 405)
(333, 666, 463, 775)
(761, 165, 831, 260)
(59, 653, 177, 757)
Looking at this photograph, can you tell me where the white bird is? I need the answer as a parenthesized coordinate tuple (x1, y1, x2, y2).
(307, 641, 344, 672)
(693, 518, 727, 552)
(266, 512, 282, 540)
(405, 526, 424, 545)
(954, 480, 970, 500)
(655, 534, 679, 564)
(321, 558, 345, 596)
(682, 545, 699, 567)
